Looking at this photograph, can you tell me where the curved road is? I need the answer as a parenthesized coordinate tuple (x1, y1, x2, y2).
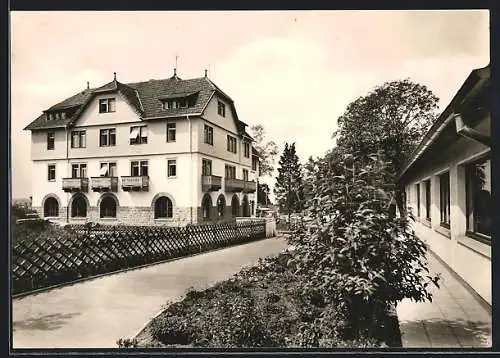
(12, 237, 288, 349)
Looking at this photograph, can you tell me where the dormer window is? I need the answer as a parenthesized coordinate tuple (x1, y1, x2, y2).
(99, 98, 116, 113)
(162, 94, 197, 110)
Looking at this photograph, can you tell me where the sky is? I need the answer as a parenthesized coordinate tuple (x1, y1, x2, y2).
(10, 10, 490, 200)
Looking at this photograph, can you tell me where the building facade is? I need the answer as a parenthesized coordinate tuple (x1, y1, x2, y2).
(398, 65, 491, 305)
(24, 70, 260, 226)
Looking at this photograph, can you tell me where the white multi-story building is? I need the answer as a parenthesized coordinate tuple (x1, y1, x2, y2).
(24, 70, 260, 226)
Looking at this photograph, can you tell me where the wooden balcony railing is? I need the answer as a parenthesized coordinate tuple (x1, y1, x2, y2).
(242, 180, 257, 193)
(202, 175, 222, 192)
(121, 176, 149, 191)
(225, 178, 245, 192)
(62, 178, 89, 193)
(91, 177, 118, 192)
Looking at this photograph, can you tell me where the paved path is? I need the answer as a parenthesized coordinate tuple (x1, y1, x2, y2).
(12, 237, 288, 349)
(396, 251, 491, 348)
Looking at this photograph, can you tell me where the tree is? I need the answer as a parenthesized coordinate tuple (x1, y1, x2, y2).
(334, 79, 439, 214)
(251, 124, 279, 177)
(274, 142, 303, 223)
(257, 183, 272, 206)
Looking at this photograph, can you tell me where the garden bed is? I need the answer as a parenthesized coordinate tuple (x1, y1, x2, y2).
(125, 250, 402, 348)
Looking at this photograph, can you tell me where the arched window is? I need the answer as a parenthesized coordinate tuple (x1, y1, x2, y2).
(71, 195, 87, 217)
(202, 194, 212, 220)
(155, 196, 173, 219)
(100, 196, 117, 218)
(242, 195, 250, 217)
(43, 197, 59, 217)
(217, 195, 226, 217)
(231, 195, 240, 217)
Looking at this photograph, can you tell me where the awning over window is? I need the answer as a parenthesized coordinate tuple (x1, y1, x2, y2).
(129, 128, 139, 139)
(99, 166, 108, 176)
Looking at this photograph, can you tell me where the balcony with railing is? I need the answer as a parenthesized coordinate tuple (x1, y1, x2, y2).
(242, 180, 257, 193)
(121, 176, 149, 191)
(62, 178, 89, 193)
(91, 177, 118, 192)
(202, 175, 222, 192)
(225, 178, 245, 192)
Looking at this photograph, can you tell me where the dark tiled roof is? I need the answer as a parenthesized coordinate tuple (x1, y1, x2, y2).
(24, 75, 246, 134)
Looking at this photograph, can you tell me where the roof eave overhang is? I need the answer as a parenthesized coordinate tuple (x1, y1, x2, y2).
(397, 65, 490, 182)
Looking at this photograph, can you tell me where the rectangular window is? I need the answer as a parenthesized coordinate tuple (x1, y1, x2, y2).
(130, 125, 148, 145)
(99, 162, 117, 177)
(47, 164, 56, 181)
(439, 172, 450, 227)
(202, 159, 212, 176)
(99, 98, 116, 113)
(204, 125, 214, 145)
(71, 130, 86, 148)
(71, 163, 87, 178)
(100, 128, 116, 147)
(415, 183, 420, 218)
(244, 142, 250, 158)
(167, 159, 177, 177)
(61, 112, 66, 119)
(47, 132, 55, 150)
(227, 135, 237, 153)
(243, 169, 249, 181)
(166, 122, 176, 142)
(131, 160, 148, 176)
(466, 157, 491, 239)
(252, 157, 258, 171)
(225, 165, 236, 179)
(217, 101, 226, 117)
(424, 179, 431, 221)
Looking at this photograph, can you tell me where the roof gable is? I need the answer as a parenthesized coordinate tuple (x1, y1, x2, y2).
(24, 74, 249, 136)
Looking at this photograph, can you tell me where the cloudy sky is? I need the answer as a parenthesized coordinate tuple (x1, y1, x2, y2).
(11, 10, 489, 199)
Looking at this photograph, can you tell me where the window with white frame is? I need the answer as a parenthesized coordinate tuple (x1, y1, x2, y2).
(47, 132, 55, 150)
(71, 130, 86, 148)
(204, 125, 213, 145)
(71, 163, 87, 178)
(130, 125, 148, 145)
(131, 160, 148, 176)
(244, 142, 250, 158)
(439, 172, 450, 228)
(217, 101, 226, 117)
(47, 164, 56, 181)
(100, 128, 116, 147)
(225, 165, 236, 179)
(415, 183, 420, 218)
(227, 135, 237, 153)
(167, 159, 177, 177)
(202, 159, 212, 176)
(99, 98, 116, 113)
(99, 162, 117, 177)
(424, 179, 431, 221)
(166, 122, 176, 142)
(466, 157, 491, 240)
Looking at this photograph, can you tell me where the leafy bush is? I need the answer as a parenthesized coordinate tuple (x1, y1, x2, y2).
(288, 150, 439, 339)
(145, 251, 391, 348)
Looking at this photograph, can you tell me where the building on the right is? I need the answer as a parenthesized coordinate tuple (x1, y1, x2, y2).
(398, 64, 491, 306)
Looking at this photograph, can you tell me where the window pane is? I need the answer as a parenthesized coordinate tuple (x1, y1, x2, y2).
(466, 159, 491, 237)
(141, 161, 148, 176)
(108, 98, 116, 112)
(100, 130, 108, 146)
(80, 132, 86, 147)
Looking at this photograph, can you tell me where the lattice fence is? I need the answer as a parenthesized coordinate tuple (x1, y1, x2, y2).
(12, 220, 267, 295)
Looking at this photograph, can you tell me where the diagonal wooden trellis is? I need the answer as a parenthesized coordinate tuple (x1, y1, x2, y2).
(12, 220, 267, 295)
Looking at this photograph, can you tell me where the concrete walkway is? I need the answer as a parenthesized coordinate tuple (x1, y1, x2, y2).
(396, 251, 491, 348)
(12, 237, 288, 349)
